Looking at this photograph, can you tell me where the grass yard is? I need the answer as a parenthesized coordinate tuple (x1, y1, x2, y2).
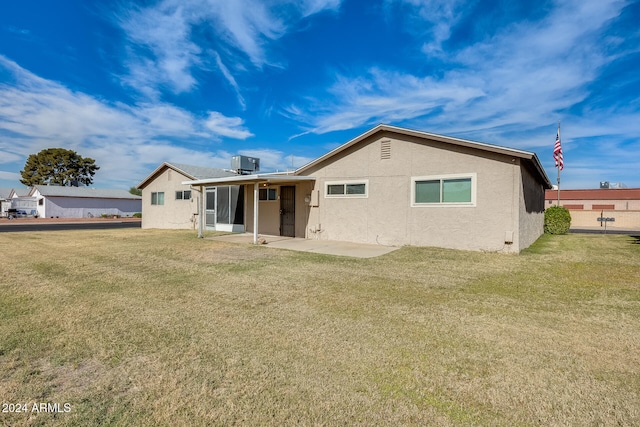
(1, 229, 639, 426)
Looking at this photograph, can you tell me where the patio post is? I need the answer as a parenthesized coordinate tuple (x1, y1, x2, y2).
(253, 182, 259, 244)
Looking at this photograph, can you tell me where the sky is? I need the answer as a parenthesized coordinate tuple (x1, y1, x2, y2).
(1, 0, 639, 192)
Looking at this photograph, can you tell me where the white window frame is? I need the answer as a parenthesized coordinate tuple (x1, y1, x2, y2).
(411, 173, 476, 207)
(151, 191, 165, 206)
(325, 180, 369, 198)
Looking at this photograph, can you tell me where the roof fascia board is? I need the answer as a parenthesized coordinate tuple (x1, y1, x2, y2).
(183, 174, 315, 186)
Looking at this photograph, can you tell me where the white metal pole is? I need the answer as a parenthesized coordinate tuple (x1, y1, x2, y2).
(253, 182, 259, 244)
(197, 186, 204, 238)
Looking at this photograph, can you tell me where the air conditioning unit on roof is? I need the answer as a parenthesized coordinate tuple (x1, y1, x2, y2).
(231, 155, 260, 174)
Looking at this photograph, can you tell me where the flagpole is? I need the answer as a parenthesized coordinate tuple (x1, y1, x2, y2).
(557, 121, 561, 206)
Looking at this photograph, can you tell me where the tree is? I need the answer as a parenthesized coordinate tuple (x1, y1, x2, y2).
(20, 148, 99, 187)
(129, 186, 142, 196)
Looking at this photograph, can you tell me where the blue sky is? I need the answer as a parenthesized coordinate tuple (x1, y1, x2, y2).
(1, 0, 639, 191)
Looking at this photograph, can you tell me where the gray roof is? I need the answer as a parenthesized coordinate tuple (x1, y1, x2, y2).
(169, 163, 237, 180)
(137, 162, 238, 189)
(32, 185, 141, 199)
(0, 187, 13, 199)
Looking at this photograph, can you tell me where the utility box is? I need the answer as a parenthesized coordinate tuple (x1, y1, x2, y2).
(231, 155, 260, 174)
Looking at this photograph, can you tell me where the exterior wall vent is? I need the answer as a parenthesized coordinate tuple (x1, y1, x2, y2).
(381, 140, 391, 160)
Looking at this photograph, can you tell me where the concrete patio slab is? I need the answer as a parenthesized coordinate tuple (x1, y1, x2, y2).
(209, 233, 399, 258)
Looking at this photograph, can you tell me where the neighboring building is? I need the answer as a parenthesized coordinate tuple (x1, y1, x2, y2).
(546, 188, 640, 229)
(136, 163, 240, 230)
(181, 124, 552, 253)
(29, 185, 141, 218)
(0, 187, 15, 217)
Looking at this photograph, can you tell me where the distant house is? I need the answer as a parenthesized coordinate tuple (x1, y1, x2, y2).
(0, 187, 15, 217)
(179, 124, 552, 253)
(136, 162, 240, 230)
(546, 188, 640, 229)
(29, 185, 142, 218)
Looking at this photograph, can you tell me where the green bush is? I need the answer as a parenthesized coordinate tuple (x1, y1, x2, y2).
(133, 213, 142, 218)
(544, 206, 571, 234)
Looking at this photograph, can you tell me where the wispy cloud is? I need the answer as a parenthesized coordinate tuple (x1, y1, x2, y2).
(290, 0, 635, 138)
(0, 55, 254, 188)
(116, 0, 343, 101)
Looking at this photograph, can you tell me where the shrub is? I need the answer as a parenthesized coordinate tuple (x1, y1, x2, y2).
(544, 206, 571, 234)
(133, 213, 142, 218)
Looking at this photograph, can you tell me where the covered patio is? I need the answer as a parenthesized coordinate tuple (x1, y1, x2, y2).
(209, 233, 399, 258)
(183, 173, 316, 244)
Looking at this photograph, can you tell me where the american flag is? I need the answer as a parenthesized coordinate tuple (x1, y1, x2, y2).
(553, 130, 564, 171)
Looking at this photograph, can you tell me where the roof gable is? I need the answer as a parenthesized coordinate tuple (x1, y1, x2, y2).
(137, 162, 237, 189)
(295, 124, 552, 188)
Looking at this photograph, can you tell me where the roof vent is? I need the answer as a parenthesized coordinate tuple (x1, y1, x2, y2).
(231, 155, 260, 175)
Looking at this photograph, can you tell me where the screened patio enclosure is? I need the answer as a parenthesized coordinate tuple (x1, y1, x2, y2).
(205, 185, 245, 232)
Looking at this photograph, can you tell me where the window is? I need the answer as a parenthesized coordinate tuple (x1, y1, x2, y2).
(325, 180, 368, 198)
(151, 192, 164, 205)
(175, 190, 191, 200)
(259, 188, 277, 201)
(411, 174, 475, 206)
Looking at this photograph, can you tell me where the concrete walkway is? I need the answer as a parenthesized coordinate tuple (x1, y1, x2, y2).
(209, 233, 399, 258)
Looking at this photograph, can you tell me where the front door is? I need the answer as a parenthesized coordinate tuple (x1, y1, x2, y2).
(280, 186, 295, 237)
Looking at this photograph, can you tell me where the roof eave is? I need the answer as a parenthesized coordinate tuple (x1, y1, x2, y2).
(183, 173, 316, 187)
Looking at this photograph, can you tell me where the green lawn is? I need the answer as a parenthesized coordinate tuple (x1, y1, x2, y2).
(1, 230, 639, 426)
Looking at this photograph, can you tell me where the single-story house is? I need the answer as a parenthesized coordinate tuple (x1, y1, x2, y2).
(0, 187, 15, 217)
(29, 185, 142, 218)
(546, 188, 640, 229)
(136, 163, 240, 230)
(154, 124, 550, 253)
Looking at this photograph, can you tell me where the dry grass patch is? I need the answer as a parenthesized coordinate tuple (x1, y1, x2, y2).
(1, 229, 639, 426)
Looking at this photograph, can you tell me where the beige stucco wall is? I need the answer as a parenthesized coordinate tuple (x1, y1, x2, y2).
(302, 132, 542, 253)
(244, 182, 314, 238)
(141, 168, 200, 229)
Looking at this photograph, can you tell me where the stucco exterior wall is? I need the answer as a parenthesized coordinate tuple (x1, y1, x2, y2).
(518, 163, 546, 251)
(244, 181, 314, 238)
(141, 168, 199, 229)
(303, 132, 533, 252)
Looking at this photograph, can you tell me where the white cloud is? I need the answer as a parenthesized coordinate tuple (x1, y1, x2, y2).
(204, 112, 253, 139)
(290, 0, 632, 138)
(115, 0, 343, 99)
(0, 56, 254, 189)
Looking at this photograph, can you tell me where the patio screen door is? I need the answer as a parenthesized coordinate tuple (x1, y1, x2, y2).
(205, 187, 216, 229)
